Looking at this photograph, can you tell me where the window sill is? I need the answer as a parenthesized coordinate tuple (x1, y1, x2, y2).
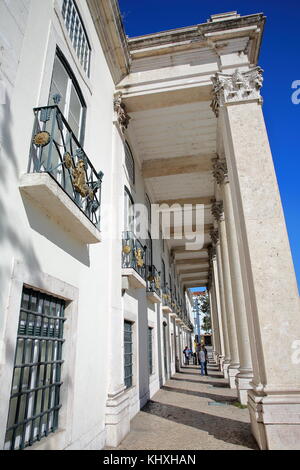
(20, 173, 101, 244)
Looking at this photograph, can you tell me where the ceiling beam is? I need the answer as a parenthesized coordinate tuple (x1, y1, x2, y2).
(175, 258, 209, 266)
(178, 268, 209, 275)
(173, 247, 208, 254)
(181, 276, 208, 283)
(157, 197, 212, 206)
(169, 224, 212, 237)
(142, 154, 213, 178)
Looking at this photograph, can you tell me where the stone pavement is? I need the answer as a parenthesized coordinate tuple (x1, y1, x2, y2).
(108, 357, 258, 450)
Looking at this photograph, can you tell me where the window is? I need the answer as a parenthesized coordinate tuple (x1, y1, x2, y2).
(124, 187, 135, 233)
(145, 231, 152, 268)
(161, 259, 166, 288)
(49, 52, 86, 142)
(125, 142, 135, 186)
(124, 321, 133, 389)
(5, 287, 66, 450)
(61, 0, 91, 75)
(148, 328, 153, 375)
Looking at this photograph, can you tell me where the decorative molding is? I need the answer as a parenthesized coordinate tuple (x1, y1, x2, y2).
(211, 66, 264, 117)
(208, 244, 216, 263)
(211, 199, 224, 222)
(212, 157, 228, 185)
(114, 93, 131, 134)
(210, 227, 219, 246)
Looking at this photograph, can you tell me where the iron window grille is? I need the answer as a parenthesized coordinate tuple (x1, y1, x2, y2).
(148, 328, 153, 375)
(124, 321, 133, 389)
(4, 287, 66, 450)
(61, 0, 91, 76)
(146, 265, 161, 298)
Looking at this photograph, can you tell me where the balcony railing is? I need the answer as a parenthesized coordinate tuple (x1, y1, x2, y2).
(146, 265, 161, 298)
(28, 100, 103, 229)
(122, 231, 147, 280)
(162, 285, 172, 310)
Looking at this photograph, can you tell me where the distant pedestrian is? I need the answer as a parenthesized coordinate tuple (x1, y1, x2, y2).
(183, 346, 189, 365)
(199, 345, 206, 376)
(203, 345, 208, 375)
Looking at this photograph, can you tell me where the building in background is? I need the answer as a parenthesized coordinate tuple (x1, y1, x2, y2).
(0, 0, 299, 451)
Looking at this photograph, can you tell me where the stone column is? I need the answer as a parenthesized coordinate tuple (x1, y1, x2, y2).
(213, 158, 253, 404)
(211, 202, 240, 388)
(210, 229, 231, 378)
(211, 249, 225, 371)
(212, 67, 300, 449)
(209, 283, 221, 364)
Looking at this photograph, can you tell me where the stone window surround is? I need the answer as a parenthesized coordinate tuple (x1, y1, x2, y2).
(0, 260, 79, 451)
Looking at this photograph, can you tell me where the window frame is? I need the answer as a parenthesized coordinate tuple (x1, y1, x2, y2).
(49, 49, 87, 146)
(124, 141, 135, 187)
(124, 321, 133, 390)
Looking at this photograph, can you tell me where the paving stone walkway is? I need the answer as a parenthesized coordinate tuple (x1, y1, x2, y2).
(110, 357, 258, 450)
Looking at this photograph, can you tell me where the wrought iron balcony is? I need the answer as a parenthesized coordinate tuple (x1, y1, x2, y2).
(28, 99, 103, 230)
(162, 285, 172, 311)
(122, 231, 147, 281)
(146, 265, 161, 298)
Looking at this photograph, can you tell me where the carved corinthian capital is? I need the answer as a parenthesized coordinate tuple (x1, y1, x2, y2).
(113, 92, 131, 133)
(211, 199, 224, 222)
(212, 157, 228, 185)
(211, 66, 264, 117)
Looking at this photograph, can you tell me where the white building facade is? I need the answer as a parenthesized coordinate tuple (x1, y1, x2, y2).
(0, 1, 299, 451)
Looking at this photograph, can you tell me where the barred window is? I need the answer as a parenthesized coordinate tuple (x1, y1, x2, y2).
(125, 142, 135, 185)
(148, 327, 153, 375)
(62, 0, 91, 76)
(4, 287, 66, 450)
(124, 321, 133, 389)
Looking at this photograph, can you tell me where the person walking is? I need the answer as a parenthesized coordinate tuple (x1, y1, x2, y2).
(203, 345, 208, 376)
(183, 346, 189, 366)
(199, 345, 206, 376)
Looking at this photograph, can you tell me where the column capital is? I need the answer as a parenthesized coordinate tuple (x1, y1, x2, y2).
(208, 244, 217, 264)
(211, 198, 224, 222)
(211, 66, 264, 117)
(212, 157, 229, 185)
(114, 92, 131, 133)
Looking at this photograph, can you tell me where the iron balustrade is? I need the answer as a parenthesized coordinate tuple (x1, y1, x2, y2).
(162, 285, 172, 310)
(28, 99, 103, 230)
(146, 265, 161, 298)
(122, 231, 147, 280)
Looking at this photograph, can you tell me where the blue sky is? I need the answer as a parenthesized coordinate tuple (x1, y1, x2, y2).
(119, 0, 300, 293)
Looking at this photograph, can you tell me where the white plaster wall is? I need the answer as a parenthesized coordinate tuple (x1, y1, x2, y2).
(0, 0, 117, 450)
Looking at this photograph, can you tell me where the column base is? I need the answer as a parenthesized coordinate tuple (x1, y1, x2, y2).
(105, 386, 130, 447)
(228, 364, 239, 389)
(248, 389, 300, 450)
(223, 360, 230, 379)
(235, 371, 253, 405)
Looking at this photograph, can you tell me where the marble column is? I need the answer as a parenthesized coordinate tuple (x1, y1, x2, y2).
(209, 281, 221, 364)
(213, 158, 253, 404)
(210, 229, 231, 378)
(211, 249, 225, 371)
(212, 67, 300, 449)
(211, 203, 240, 388)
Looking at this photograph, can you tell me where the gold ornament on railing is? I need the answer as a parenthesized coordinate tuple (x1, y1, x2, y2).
(134, 248, 144, 268)
(63, 152, 73, 169)
(154, 277, 160, 290)
(123, 245, 131, 254)
(33, 131, 50, 147)
(72, 159, 89, 197)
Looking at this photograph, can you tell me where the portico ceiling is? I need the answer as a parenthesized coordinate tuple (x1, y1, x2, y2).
(126, 95, 217, 288)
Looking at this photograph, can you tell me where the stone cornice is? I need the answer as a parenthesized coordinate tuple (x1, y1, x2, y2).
(212, 158, 229, 185)
(127, 13, 265, 61)
(211, 67, 264, 117)
(87, 0, 130, 84)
